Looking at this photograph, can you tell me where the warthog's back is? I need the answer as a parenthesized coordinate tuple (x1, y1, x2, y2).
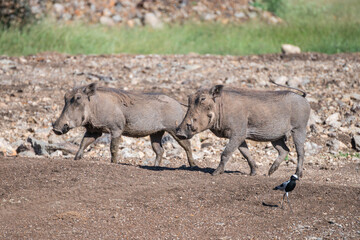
(222, 89, 310, 141)
(97, 90, 184, 137)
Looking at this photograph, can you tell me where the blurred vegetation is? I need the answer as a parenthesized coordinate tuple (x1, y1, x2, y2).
(0, 0, 35, 28)
(0, 0, 359, 56)
(251, 0, 287, 16)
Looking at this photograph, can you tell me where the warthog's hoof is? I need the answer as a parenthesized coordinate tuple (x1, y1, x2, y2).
(189, 162, 198, 168)
(212, 168, 224, 176)
(250, 170, 257, 176)
(295, 170, 303, 178)
(268, 163, 280, 176)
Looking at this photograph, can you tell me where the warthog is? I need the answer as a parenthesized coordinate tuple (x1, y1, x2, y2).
(53, 83, 196, 167)
(176, 83, 310, 177)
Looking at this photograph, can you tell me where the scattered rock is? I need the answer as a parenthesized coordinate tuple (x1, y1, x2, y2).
(27, 136, 50, 156)
(202, 13, 217, 21)
(14, 140, 32, 153)
(144, 13, 163, 29)
(281, 44, 301, 54)
(27, 136, 78, 156)
(325, 113, 342, 128)
(273, 76, 287, 85)
(352, 135, 360, 151)
(0, 59, 17, 71)
(287, 76, 309, 88)
(350, 93, 360, 101)
(308, 110, 322, 126)
(0, 138, 17, 156)
(100, 16, 115, 26)
(305, 141, 323, 156)
(234, 12, 246, 19)
(112, 15, 122, 23)
(50, 150, 63, 158)
(326, 139, 346, 154)
(53, 3, 64, 15)
(18, 150, 36, 158)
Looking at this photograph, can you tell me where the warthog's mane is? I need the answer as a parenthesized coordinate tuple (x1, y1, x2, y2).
(96, 87, 133, 106)
(96, 87, 171, 106)
(223, 88, 294, 100)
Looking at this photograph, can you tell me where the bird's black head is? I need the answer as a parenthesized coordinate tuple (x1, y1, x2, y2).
(290, 174, 299, 181)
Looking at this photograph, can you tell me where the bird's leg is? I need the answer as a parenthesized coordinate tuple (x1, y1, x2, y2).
(281, 192, 286, 209)
(286, 193, 293, 213)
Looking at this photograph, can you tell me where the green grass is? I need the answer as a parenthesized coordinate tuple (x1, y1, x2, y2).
(0, 0, 359, 56)
(337, 152, 360, 159)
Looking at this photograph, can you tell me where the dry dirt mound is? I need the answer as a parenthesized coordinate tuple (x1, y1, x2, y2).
(0, 157, 359, 239)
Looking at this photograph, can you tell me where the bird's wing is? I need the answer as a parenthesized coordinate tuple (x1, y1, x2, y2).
(274, 180, 290, 191)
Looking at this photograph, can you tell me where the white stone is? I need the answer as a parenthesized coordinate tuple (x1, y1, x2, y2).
(100, 16, 115, 26)
(287, 76, 309, 88)
(353, 135, 360, 151)
(308, 110, 322, 126)
(0, 138, 16, 156)
(273, 76, 288, 85)
(325, 113, 342, 128)
(144, 13, 163, 29)
(53, 3, 64, 14)
(281, 44, 301, 54)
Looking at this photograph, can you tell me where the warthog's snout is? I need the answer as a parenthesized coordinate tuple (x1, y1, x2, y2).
(52, 123, 70, 135)
(176, 127, 190, 140)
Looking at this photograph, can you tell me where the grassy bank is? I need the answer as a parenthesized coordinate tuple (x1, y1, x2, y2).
(0, 0, 359, 56)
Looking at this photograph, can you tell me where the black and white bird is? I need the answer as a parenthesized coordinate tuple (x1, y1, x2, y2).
(273, 174, 299, 211)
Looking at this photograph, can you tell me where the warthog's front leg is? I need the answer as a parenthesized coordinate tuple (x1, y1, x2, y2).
(75, 131, 102, 160)
(238, 141, 258, 176)
(169, 132, 196, 168)
(212, 136, 244, 176)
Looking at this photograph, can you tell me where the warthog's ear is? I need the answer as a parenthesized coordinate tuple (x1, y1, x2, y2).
(210, 85, 224, 98)
(83, 83, 97, 97)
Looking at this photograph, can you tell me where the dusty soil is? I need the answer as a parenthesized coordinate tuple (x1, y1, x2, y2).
(0, 52, 360, 239)
(0, 156, 359, 239)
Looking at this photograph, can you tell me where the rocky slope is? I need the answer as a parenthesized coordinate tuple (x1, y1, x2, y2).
(0, 52, 359, 175)
(1, 0, 281, 28)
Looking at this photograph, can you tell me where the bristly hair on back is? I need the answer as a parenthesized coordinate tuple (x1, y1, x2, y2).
(96, 87, 133, 106)
(67, 85, 134, 107)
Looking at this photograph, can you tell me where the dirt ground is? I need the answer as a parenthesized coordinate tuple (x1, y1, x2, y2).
(0, 156, 359, 239)
(0, 52, 359, 239)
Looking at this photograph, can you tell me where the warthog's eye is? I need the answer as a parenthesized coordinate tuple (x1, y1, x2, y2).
(70, 94, 82, 104)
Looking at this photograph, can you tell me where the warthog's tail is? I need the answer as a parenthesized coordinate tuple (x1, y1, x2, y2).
(269, 75, 307, 97)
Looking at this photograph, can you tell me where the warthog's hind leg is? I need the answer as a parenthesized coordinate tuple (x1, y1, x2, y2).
(110, 136, 122, 164)
(268, 137, 290, 176)
(150, 131, 165, 167)
(292, 128, 307, 178)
